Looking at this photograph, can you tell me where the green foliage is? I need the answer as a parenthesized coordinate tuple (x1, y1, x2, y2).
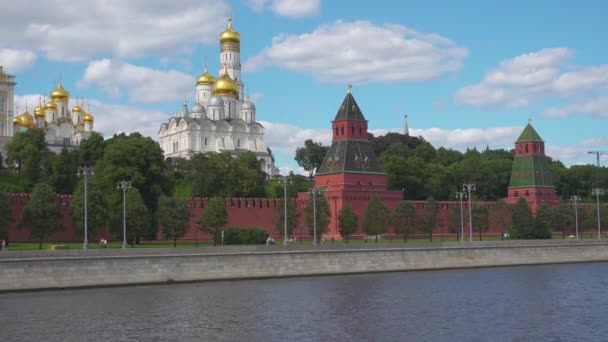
(0, 174, 25, 193)
(70, 178, 108, 239)
(109, 188, 149, 244)
(6, 128, 52, 191)
(471, 205, 490, 241)
(96, 132, 171, 238)
(510, 198, 549, 239)
(0, 192, 14, 240)
(338, 205, 358, 242)
(391, 201, 418, 242)
(447, 203, 463, 240)
(295, 139, 329, 179)
(17, 183, 63, 249)
(275, 197, 300, 238)
(49, 148, 79, 194)
(198, 197, 228, 246)
(78, 132, 105, 166)
(221, 227, 268, 245)
(266, 173, 312, 198)
(550, 201, 574, 238)
(304, 190, 330, 242)
(420, 197, 438, 241)
(363, 196, 390, 242)
(229, 151, 266, 197)
(158, 196, 191, 247)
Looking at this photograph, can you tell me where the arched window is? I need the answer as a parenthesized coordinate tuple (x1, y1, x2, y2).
(351, 125, 355, 135)
(518, 145, 522, 152)
(525, 190, 529, 197)
(525, 145, 529, 153)
(514, 191, 519, 197)
(335, 127, 339, 136)
(341, 126, 344, 135)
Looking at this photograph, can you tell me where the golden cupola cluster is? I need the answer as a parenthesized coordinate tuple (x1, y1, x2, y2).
(220, 17, 241, 45)
(14, 108, 35, 127)
(34, 102, 45, 118)
(83, 111, 94, 123)
(212, 64, 238, 97)
(196, 65, 216, 85)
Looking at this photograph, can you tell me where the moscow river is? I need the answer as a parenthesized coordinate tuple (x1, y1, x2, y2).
(2, 263, 608, 341)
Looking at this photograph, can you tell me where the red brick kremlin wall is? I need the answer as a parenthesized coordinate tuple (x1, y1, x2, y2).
(7, 193, 589, 243)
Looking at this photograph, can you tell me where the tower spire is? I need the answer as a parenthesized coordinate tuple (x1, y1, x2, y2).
(404, 114, 409, 136)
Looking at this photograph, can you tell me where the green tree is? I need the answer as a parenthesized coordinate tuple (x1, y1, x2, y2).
(535, 203, 553, 236)
(198, 197, 228, 246)
(17, 183, 63, 249)
(49, 148, 79, 194)
(391, 201, 418, 242)
(472, 205, 489, 241)
(304, 191, 330, 243)
(338, 206, 358, 243)
(95, 132, 171, 238)
(78, 131, 105, 166)
(447, 203, 463, 241)
(275, 198, 300, 239)
(109, 188, 149, 246)
(510, 198, 535, 239)
(189, 152, 233, 198)
(228, 151, 266, 197)
(6, 128, 52, 190)
(550, 201, 573, 238)
(295, 139, 329, 179)
(70, 178, 108, 240)
(363, 196, 390, 243)
(158, 196, 191, 247)
(0, 192, 14, 242)
(420, 197, 438, 242)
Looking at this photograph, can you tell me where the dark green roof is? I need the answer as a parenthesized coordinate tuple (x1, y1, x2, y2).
(515, 123, 543, 143)
(317, 140, 385, 175)
(508, 154, 554, 188)
(334, 92, 366, 121)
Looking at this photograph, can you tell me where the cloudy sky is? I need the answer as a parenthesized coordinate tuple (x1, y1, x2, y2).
(2, 0, 607, 173)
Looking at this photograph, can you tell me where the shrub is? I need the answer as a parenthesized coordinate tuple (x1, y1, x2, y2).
(216, 227, 269, 245)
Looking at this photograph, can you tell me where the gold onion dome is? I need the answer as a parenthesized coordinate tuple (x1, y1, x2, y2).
(83, 112, 94, 123)
(50, 83, 70, 102)
(13, 115, 23, 126)
(34, 104, 45, 117)
(72, 105, 83, 113)
(212, 64, 238, 97)
(45, 101, 58, 110)
(20, 110, 35, 127)
(220, 17, 240, 44)
(196, 66, 216, 85)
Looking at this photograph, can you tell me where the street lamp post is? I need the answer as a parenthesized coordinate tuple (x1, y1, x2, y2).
(76, 167, 94, 249)
(571, 195, 581, 239)
(463, 183, 476, 242)
(592, 188, 603, 239)
(116, 180, 132, 248)
(456, 191, 466, 242)
(282, 177, 290, 246)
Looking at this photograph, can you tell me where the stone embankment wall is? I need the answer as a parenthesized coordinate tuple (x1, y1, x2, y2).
(1, 240, 607, 292)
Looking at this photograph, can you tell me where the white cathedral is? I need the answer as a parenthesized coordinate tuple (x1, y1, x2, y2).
(0, 66, 94, 163)
(158, 17, 278, 177)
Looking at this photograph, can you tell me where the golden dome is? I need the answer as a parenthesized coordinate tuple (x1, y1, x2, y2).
(196, 66, 216, 85)
(13, 115, 23, 126)
(220, 17, 240, 44)
(50, 83, 70, 102)
(34, 105, 45, 118)
(83, 112, 94, 123)
(45, 101, 58, 110)
(72, 105, 83, 113)
(20, 110, 35, 127)
(212, 64, 238, 97)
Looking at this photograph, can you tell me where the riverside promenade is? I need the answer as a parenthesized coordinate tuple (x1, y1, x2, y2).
(2, 240, 608, 293)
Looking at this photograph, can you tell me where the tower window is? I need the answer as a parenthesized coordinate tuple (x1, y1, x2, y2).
(335, 127, 338, 136)
(525, 145, 529, 153)
(341, 126, 344, 135)
(204, 137, 207, 146)
(351, 125, 354, 135)
(518, 145, 522, 152)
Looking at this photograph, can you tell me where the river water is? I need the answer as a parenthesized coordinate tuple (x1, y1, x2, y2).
(1, 263, 608, 342)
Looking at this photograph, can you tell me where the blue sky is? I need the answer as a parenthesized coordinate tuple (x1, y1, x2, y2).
(2, 0, 607, 172)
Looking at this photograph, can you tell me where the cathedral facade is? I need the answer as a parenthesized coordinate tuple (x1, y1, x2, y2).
(0, 66, 94, 164)
(158, 18, 278, 177)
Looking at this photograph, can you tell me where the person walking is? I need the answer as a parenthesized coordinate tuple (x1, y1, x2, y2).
(1, 239, 6, 251)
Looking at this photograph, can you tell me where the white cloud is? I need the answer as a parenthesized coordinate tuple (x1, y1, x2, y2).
(261, 121, 332, 156)
(15, 94, 168, 139)
(0, 49, 36, 73)
(244, 20, 468, 83)
(541, 95, 608, 118)
(245, 0, 320, 17)
(455, 48, 608, 108)
(0, 0, 229, 62)
(79, 59, 194, 103)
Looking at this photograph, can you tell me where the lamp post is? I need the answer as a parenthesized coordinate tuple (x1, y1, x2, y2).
(116, 180, 132, 248)
(282, 177, 290, 246)
(456, 191, 466, 242)
(463, 183, 476, 242)
(76, 167, 94, 249)
(571, 195, 581, 239)
(592, 188, 603, 239)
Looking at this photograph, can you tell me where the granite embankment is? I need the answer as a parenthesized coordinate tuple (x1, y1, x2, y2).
(1, 240, 607, 292)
